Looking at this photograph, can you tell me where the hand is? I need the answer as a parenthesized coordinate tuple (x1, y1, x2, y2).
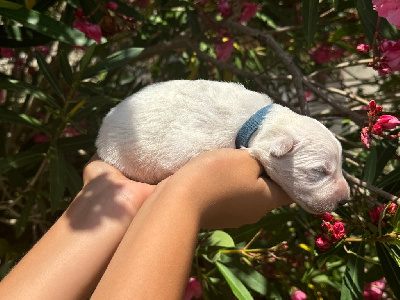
(78, 154, 156, 221)
(155, 148, 293, 229)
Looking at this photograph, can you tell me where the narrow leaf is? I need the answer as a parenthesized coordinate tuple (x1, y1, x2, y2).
(340, 242, 365, 300)
(65, 162, 83, 197)
(59, 50, 74, 85)
(0, 7, 93, 47)
(35, 50, 64, 100)
(0, 108, 49, 133)
(0, 151, 46, 174)
(376, 242, 400, 299)
(15, 198, 34, 237)
(216, 262, 253, 300)
(0, 75, 59, 108)
(83, 47, 144, 78)
(49, 146, 66, 212)
(302, 0, 319, 46)
(0, 0, 22, 9)
(0, 25, 51, 47)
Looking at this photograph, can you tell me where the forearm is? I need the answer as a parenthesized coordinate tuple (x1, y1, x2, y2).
(92, 181, 200, 300)
(0, 178, 141, 299)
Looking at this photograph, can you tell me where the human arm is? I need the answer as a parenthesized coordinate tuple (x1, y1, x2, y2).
(0, 156, 155, 300)
(92, 148, 292, 299)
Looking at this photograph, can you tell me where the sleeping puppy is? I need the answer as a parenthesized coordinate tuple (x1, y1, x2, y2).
(96, 80, 350, 214)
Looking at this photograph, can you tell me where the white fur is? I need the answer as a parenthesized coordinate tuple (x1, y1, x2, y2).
(96, 80, 350, 214)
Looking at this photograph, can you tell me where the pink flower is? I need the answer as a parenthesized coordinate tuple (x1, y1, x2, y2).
(217, 0, 232, 18)
(373, 0, 400, 29)
(361, 127, 372, 148)
(383, 202, 398, 216)
(356, 43, 370, 53)
(331, 221, 346, 242)
(183, 277, 202, 300)
(215, 39, 234, 62)
(364, 278, 386, 300)
(73, 10, 102, 44)
(239, 2, 259, 22)
(316, 235, 331, 251)
(291, 290, 307, 300)
(315, 212, 334, 222)
(310, 45, 344, 64)
(372, 124, 383, 135)
(1, 48, 15, 58)
(35, 46, 50, 57)
(321, 221, 333, 237)
(379, 39, 400, 73)
(375, 114, 400, 129)
(107, 1, 118, 11)
(369, 206, 383, 223)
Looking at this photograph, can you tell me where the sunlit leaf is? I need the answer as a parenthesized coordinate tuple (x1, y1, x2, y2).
(302, 0, 319, 46)
(340, 242, 365, 300)
(376, 242, 400, 298)
(0, 7, 94, 47)
(216, 262, 253, 300)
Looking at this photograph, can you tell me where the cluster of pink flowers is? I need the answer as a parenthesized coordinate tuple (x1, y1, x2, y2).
(310, 44, 344, 64)
(213, 1, 259, 62)
(315, 213, 346, 251)
(372, 0, 400, 29)
(183, 277, 202, 300)
(369, 202, 398, 224)
(73, 8, 103, 46)
(356, 1, 400, 75)
(360, 100, 400, 148)
(291, 290, 307, 300)
(364, 278, 386, 300)
(0, 47, 15, 58)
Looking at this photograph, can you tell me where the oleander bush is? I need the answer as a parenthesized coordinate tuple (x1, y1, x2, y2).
(0, 0, 399, 299)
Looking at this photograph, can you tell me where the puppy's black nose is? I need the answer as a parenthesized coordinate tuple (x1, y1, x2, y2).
(338, 199, 348, 206)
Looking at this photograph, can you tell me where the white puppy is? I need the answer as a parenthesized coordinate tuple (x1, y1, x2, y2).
(96, 80, 350, 214)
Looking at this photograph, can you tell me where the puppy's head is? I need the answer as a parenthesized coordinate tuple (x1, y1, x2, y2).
(249, 109, 350, 214)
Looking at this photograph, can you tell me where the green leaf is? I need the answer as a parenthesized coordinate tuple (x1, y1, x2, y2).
(0, 0, 22, 9)
(216, 262, 253, 300)
(15, 198, 35, 238)
(0, 7, 94, 47)
(0, 75, 59, 108)
(357, 0, 399, 45)
(302, 0, 319, 46)
(376, 242, 400, 299)
(377, 167, 400, 189)
(223, 260, 268, 296)
(59, 50, 74, 85)
(83, 47, 144, 78)
(79, 44, 97, 77)
(57, 135, 95, 153)
(202, 230, 235, 248)
(226, 212, 294, 244)
(65, 162, 83, 197)
(363, 141, 397, 184)
(35, 50, 65, 100)
(0, 25, 51, 47)
(0, 151, 46, 174)
(340, 242, 365, 300)
(49, 146, 66, 212)
(0, 108, 49, 133)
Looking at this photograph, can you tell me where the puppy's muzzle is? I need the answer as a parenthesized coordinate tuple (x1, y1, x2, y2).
(338, 199, 349, 206)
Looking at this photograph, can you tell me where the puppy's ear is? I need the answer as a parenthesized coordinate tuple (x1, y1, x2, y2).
(269, 135, 296, 157)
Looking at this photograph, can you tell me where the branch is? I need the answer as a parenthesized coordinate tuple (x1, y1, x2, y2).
(343, 170, 400, 204)
(221, 20, 310, 116)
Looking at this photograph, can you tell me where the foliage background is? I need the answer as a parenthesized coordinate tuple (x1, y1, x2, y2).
(0, 0, 399, 299)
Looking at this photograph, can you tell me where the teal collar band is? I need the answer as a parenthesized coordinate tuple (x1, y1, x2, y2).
(235, 104, 273, 148)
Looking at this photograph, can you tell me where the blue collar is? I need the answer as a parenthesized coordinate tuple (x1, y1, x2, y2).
(235, 104, 273, 148)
